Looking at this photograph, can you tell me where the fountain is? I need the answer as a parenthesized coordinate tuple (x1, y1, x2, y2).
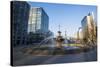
(52, 25, 65, 55)
(56, 31, 64, 48)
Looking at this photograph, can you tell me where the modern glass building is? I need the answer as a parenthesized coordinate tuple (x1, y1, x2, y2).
(27, 7, 50, 44)
(28, 7, 49, 34)
(81, 12, 97, 45)
(11, 1, 30, 46)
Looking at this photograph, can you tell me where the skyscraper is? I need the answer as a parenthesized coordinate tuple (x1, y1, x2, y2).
(11, 1, 30, 46)
(28, 7, 49, 34)
(27, 7, 49, 44)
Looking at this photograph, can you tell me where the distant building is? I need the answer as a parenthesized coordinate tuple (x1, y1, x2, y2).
(79, 30, 83, 39)
(11, 1, 30, 46)
(81, 12, 97, 45)
(28, 7, 49, 35)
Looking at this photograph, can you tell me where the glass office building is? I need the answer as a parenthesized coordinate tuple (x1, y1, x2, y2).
(28, 7, 49, 34)
(11, 1, 30, 46)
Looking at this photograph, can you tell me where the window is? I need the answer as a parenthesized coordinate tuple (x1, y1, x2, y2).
(17, 40, 20, 45)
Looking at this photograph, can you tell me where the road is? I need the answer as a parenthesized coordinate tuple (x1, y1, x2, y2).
(13, 48, 97, 66)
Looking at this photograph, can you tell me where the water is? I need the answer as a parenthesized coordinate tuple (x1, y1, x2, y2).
(38, 36, 56, 48)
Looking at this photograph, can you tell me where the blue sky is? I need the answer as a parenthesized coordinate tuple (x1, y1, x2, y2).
(28, 2, 97, 37)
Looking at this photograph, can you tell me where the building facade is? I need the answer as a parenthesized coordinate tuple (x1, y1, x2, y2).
(28, 7, 49, 35)
(27, 7, 51, 44)
(81, 12, 97, 45)
(11, 1, 30, 46)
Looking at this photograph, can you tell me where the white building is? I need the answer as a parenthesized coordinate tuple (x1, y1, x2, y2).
(81, 12, 96, 45)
